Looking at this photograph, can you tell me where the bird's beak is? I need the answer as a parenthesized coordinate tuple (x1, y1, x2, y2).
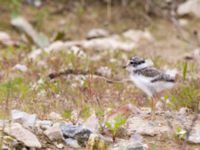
(123, 62, 129, 69)
(122, 65, 127, 69)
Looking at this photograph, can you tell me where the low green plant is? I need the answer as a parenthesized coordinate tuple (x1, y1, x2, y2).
(105, 115, 127, 142)
(0, 77, 29, 113)
(80, 105, 91, 120)
(0, 0, 23, 16)
(34, 7, 49, 29)
(0, 77, 29, 99)
(169, 79, 200, 111)
(175, 127, 186, 140)
(62, 106, 91, 124)
(150, 144, 158, 150)
(62, 109, 79, 124)
(95, 108, 105, 133)
(182, 61, 188, 80)
(62, 109, 72, 119)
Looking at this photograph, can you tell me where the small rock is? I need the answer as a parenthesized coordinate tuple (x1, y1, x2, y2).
(13, 64, 28, 72)
(82, 35, 136, 51)
(0, 31, 18, 46)
(130, 133, 143, 143)
(64, 138, 81, 149)
(11, 109, 37, 129)
(26, 0, 42, 7)
(60, 123, 92, 147)
(0, 120, 9, 127)
(126, 142, 147, 150)
(44, 123, 63, 141)
(108, 139, 147, 150)
(188, 124, 200, 144)
(4, 123, 41, 148)
(126, 116, 169, 136)
(36, 120, 53, 130)
(122, 29, 154, 43)
(43, 41, 65, 53)
(96, 66, 112, 77)
(55, 143, 64, 149)
(177, 0, 200, 18)
(48, 112, 63, 121)
(87, 28, 109, 39)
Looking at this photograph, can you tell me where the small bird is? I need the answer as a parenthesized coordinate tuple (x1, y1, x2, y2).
(125, 56, 177, 119)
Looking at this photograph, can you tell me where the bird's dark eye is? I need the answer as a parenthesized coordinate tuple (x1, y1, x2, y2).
(130, 62, 134, 64)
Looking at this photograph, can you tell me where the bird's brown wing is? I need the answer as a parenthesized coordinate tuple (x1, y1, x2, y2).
(135, 67, 161, 77)
(135, 67, 175, 82)
(151, 73, 175, 83)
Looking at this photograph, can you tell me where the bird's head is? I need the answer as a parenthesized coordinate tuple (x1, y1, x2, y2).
(124, 56, 153, 72)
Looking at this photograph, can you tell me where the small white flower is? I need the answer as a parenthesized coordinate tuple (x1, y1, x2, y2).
(13, 64, 28, 72)
(69, 46, 86, 57)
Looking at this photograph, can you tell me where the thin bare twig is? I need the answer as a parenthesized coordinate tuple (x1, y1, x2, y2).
(48, 69, 129, 84)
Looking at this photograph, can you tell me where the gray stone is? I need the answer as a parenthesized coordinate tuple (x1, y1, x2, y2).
(60, 123, 92, 147)
(0, 31, 18, 46)
(11, 109, 37, 129)
(122, 29, 154, 43)
(44, 123, 63, 141)
(126, 142, 146, 150)
(26, 0, 42, 7)
(36, 120, 53, 130)
(188, 124, 200, 144)
(87, 28, 109, 39)
(82, 35, 136, 51)
(130, 133, 143, 143)
(108, 139, 147, 150)
(177, 0, 200, 18)
(55, 143, 64, 149)
(64, 138, 81, 149)
(4, 123, 41, 148)
(0, 120, 9, 127)
(126, 116, 169, 136)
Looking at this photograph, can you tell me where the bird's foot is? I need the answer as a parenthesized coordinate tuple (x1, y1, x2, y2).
(151, 113, 156, 120)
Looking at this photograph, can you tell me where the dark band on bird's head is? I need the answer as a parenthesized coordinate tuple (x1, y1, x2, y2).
(129, 56, 145, 67)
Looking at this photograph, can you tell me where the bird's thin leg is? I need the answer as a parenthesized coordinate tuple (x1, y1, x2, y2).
(151, 96, 156, 120)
